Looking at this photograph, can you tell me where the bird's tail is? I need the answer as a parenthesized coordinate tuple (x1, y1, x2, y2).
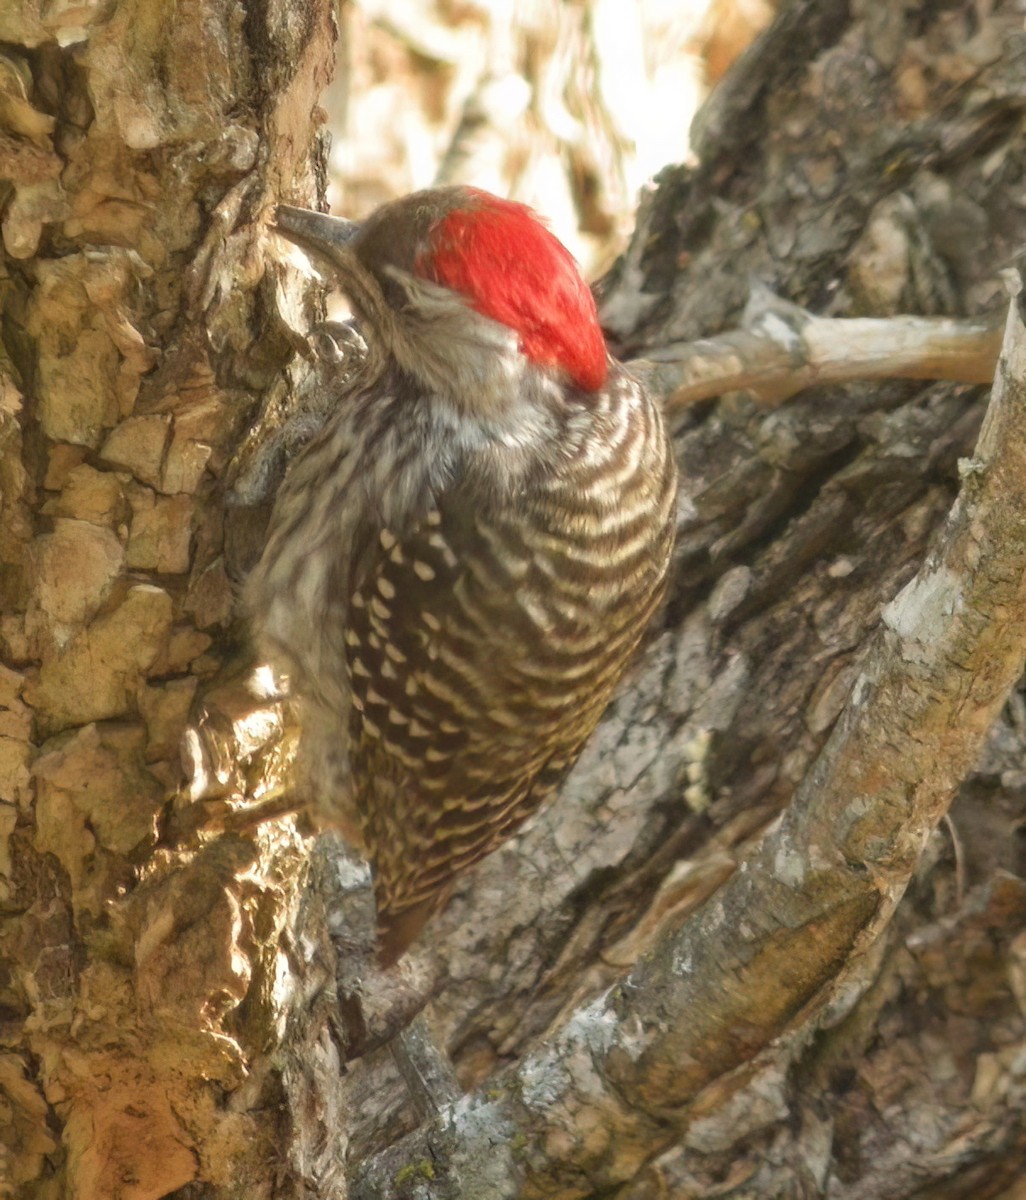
(376, 891, 449, 966)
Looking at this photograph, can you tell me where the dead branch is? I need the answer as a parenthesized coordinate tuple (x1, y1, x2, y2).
(350, 277, 1026, 1199)
(632, 288, 1002, 414)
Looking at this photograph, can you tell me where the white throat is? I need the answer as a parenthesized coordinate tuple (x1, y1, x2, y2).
(387, 270, 522, 395)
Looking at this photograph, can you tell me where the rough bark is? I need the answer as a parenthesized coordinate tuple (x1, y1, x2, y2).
(0, 1, 335, 1196)
(349, 281, 1026, 1199)
(342, 1, 1026, 1195)
(4, 1, 1026, 1199)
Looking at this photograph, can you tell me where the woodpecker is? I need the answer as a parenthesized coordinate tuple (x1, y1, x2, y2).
(247, 187, 677, 964)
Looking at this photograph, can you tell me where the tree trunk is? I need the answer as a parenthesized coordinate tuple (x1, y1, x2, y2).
(0, 1, 336, 1195)
(4, 1, 1026, 1198)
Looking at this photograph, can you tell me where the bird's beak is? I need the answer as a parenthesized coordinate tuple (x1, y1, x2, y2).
(273, 205, 361, 260)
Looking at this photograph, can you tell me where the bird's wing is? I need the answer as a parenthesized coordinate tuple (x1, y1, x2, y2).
(344, 489, 620, 955)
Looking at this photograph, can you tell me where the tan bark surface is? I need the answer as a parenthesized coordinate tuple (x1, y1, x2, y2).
(0, 1, 335, 1195)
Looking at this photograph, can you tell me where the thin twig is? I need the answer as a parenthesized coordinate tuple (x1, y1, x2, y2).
(943, 812, 968, 910)
(391, 1013, 462, 1118)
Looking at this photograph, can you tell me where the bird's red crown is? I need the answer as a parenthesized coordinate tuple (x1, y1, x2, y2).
(415, 189, 608, 394)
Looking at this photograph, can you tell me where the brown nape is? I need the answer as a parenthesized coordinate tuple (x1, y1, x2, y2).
(377, 892, 449, 967)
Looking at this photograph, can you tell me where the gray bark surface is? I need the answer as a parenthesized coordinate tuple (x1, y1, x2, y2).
(346, 2, 1026, 1194)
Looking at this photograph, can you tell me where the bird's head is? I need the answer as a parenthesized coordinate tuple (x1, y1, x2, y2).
(274, 187, 608, 410)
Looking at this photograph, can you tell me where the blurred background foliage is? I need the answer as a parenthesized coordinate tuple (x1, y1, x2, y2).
(323, 0, 776, 277)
